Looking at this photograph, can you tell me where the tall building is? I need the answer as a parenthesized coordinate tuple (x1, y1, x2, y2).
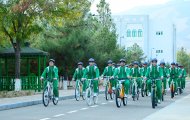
(113, 15, 176, 63)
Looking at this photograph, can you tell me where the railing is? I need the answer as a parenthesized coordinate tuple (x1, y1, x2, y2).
(0, 76, 42, 91)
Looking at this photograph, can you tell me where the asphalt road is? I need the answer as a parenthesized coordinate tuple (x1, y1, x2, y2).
(0, 81, 190, 120)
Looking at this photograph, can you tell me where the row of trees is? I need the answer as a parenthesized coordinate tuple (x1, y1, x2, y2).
(177, 47, 190, 76)
(0, 0, 145, 79)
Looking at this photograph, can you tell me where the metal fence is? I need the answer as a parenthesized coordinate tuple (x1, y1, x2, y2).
(0, 76, 42, 91)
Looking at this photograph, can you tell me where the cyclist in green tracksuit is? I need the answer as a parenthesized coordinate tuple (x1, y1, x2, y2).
(130, 61, 142, 89)
(159, 62, 167, 92)
(102, 60, 116, 90)
(113, 59, 130, 97)
(82, 58, 100, 96)
(72, 62, 86, 93)
(145, 58, 163, 104)
(141, 62, 149, 92)
(167, 62, 179, 95)
(179, 65, 187, 90)
(40, 59, 59, 100)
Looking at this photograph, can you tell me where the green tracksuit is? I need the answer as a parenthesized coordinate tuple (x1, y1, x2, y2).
(41, 66, 59, 97)
(167, 67, 178, 92)
(146, 65, 163, 100)
(180, 68, 187, 89)
(102, 66, 116, 88)
(83, 65, 100, 93)
(72, 67, 86, 91)
(113, 66, 130, 95)
(130, 67, 142, 88)
(160, 66, 167, 90)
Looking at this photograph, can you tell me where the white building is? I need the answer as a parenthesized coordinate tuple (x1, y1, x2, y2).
(113, 15, 176, 63)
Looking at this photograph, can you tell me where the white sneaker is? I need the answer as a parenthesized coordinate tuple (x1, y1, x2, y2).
(175, 92, 178, 95)
(158, 100, 161, 104)
(94, 93, 98, 97)
(168, 88, 170, 91)
(148, 92, 151, 96)
(124, 94, 128, 98)
(55, 97, 59, 101)
(112, 87, 115, 91)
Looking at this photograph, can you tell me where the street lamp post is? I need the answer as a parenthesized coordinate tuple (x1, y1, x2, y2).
(120, 36, 124, 47)
(151, 48, 155, 59)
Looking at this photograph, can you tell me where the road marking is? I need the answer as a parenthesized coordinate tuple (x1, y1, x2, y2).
(67, 110, 78, 114)
(108, 101, 114, 102)
(80, 107, 89, 110)
(90, 105, 99, 108)
(40, 118, 50, 120)
(53, 114, 65, 117)
(101, 103, 107, 105)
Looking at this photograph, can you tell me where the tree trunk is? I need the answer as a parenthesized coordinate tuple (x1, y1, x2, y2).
(15, 41, 21, 79)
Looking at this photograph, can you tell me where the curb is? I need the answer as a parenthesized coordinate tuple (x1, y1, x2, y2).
(0, 91, 104, 111)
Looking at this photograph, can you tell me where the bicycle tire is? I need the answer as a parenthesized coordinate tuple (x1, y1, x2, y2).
(85, 88, 92, 106)
(75, 87, 80, 101)
(123, 97, 127, 106)
(105, 85, 109, 100)
(141, 83, 145, 97)
(53, 95, 58, 105)
(151, 89, 156, 109)
(115, 88, 121, 108)
(42, 87, 49, 107)
(171, 84, 175, 98)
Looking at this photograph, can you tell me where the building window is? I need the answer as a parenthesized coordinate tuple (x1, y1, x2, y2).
(132, 29, 137, 37)
(138, 29, 143, 37)
(156, 31, 163, 35)
(156, 50, 163, 53)
(127, 29, 131, 37)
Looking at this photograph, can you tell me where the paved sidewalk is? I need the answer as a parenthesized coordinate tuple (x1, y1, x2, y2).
(0, 86, 105, 111)
(143, 93, 190, 120)
(0, 89, 75, 111)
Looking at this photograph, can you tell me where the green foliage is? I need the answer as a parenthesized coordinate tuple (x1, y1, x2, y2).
(125, 43, 145, 64)
(177, 47, 190, 75)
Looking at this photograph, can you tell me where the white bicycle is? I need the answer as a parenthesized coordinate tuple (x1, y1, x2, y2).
(85, 79, 99, 106)
(42, 80, 58, 107)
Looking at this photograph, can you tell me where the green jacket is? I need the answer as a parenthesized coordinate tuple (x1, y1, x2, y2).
(113, 66, 129, 78)
(130, 67, 141, 77)
(167, 67, 178, 79)
(146, 65, 163, 79)
(41, 66, 59, 80)
(160, 67, 168, 77)
(73, 67, 85, 80)
(102, 66, 115, 76)
(141, 67, 148, 77)
(83, 65, 100, 79)
(180, 68, 187, 78)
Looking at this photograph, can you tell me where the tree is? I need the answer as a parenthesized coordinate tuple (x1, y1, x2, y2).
(0, 0, 90, 79)
(125, 43, 145, 64)
(177, 47, 190, 75)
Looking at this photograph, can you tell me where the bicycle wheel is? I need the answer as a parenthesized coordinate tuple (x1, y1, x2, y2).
(85, 88, 92, 106)
(110, 90, 114, 99)
(75, 85, 80, 101)
(132, 85, 136, 101)
(151, 89, 156, 109)
(53, 95, 58, 105)
(123, 97, 127, 106)
(171, 83, 175, 98)
(105, 85, 109, 100)
(115, 88, 121, 108)
(42, 87, 49, 107)
(137, 87, 140, 100)
(141, 83, 145, 97)
(93, 95, 98, 104)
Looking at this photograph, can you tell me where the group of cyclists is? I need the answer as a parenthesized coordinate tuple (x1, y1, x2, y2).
(40, 58, 187, 108)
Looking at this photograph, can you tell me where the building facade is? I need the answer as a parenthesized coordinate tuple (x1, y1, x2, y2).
(113, 15, 176, 63)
